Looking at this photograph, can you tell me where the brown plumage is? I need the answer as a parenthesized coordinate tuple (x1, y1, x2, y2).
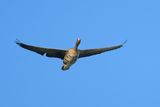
(16, 38, 126, 71)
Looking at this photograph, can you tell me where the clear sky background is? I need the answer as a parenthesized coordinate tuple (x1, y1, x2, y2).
(0, 0, 160, 107)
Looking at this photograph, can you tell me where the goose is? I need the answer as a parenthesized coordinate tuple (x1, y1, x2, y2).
(16, 38, 126, 71)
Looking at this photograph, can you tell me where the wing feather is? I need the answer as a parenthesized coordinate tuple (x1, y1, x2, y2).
(79, 41, 126, 58)
(16, 40, 66, 59)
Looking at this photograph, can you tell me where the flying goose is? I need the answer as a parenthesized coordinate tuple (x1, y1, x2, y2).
(16, 38, 126, 71)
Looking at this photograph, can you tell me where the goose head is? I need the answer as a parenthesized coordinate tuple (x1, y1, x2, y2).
(74, 38, 81, 50)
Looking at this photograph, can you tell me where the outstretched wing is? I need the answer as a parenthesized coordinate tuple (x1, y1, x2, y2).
(79, 41, 126, 58)
(16, 40, 66, 59)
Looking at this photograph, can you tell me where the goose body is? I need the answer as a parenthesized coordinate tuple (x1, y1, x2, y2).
(62, 49, 79, 70)
(16, 38, 126, 71)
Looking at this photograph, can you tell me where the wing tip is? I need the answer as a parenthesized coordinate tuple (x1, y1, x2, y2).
(15, 39, 22, 45)
(122, 40, 127, 46)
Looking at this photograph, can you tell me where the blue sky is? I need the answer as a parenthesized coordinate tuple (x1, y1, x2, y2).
(0, 0, 160, 107)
